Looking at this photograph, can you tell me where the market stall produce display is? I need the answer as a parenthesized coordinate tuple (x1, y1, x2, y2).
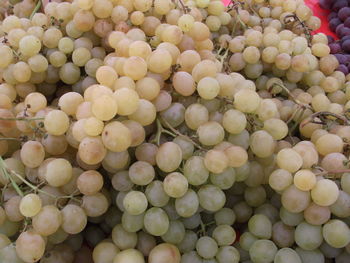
(0, 0, 349, 263)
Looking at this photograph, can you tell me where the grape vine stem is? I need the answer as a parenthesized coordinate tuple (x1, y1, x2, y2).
(0, 117, 44, 121)
(0, 156, 80, 203)
(160, 117, 205, 151)
(30, 0, 42, 20)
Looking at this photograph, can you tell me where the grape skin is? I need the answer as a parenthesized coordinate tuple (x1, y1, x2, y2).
(0, 1, 348, 262)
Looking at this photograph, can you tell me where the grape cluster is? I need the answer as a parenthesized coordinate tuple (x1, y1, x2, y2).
(0, 0, 349, 263)
(320, 0, 350, 75)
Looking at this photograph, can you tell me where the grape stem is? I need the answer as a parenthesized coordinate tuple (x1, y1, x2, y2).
(30, 0, 42, 20)
(315, 169, 350, 179)
(160, 117, 206, 151)
(0, 137, 21, 141)
(172, 0, 189, 14)
(270, 82, 312, 110)
(0, 117, 44, 121)
(300, 111, 350, 128)
(0, 156, 80, 203)
(151, 118, 177, 145)
(0, 156, 24, 197)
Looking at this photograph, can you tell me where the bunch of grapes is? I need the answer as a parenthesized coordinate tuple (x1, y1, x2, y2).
(0, 0, 349, 263)
(319, 0, 350, 75)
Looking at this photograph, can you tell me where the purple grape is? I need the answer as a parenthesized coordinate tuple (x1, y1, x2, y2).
(340, 27, 350, 38)
(332, 0, 348, 12)
(341, 35, 350, 43)
(327, 35, 335, 44)
(329, 42, 341, 53)
(328, 12, 338, 21)
(344, 17, 350, 27)
(338, 7, 350, 21)
(319, 0, 334, 9)
(345, 54, 350, 62)
(334, 54, 347, 64)
(336, 23, 345, 36)
(331, 19, 342, 32)
(337, 64, 349, 75)
(347, 63, 350, 71)
(342, 39, 350, 52)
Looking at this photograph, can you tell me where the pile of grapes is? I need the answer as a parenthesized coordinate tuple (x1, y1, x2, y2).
(320, 0, 350, 75)
(0, 0, 349, 262)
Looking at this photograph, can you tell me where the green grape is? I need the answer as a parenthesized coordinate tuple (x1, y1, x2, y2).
(322, 220, 350, 248)
(145, 180, 170, 207)
(274, 248, 302, 263)
(272, 221, 295, 248)
(129, 161, 155, 186)
(216, 246, 240, 263)
(0, 45, 13, 69)
(198, 184, 226, 212)
(59, 63, 81, 85)
(163, 172, 188, 198)
(122, 212, 144, 233)
(279, 207, 304, 227)
(197, 121, 225, 146)
(93, 241, 119, 263)
(295, 222, 323, 250)
(156, 142, 183, 172)
(214, 208, 236, 226)
(19, 35, 41, 57)
(248, 214, 272, 239)
(144, 207, 169, 236)
(249, 239, 278, 263)
(137, 231, 156, 257)
(0, 244, 25, 263)
(0, 234, 10, 249)
(123, 191, 148, 216)
(113, 248, 145, 263)
(58, 37, 75, 54)
(181, 251, 202, 263)
(196, 236, 218, 259)
(111, 224, 137, 250)
(19, 193, 42, 217)
(28, 54, 48, 73)
(311, 179, 339, 207)
(148, 243, 181, 263)
(184, 156, 210, 186)
(161, 220, 185, 245)
(175, 189, 199, 218)
(281, 185, 310, 213)
(212, 225, 236, 246)
(295, 247, 325, 263)
(210, 167, 236, 190)
(330, 191, 350, 218)
(16, 230, 45, 263)
(178, 230, 198, 253)
(239, 232, 258, 251)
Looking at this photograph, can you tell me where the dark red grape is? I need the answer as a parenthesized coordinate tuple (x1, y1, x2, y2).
(344, 17, 350, 27)
(341, 35, 350, 43)
(337, 64, 349, 74)
(331, 19, 342, 32)
(329, 42, 341, 53)
(345, 54, 350, 62)
(342, 39, 350, 52)
(340, 27, 350, 38)
(328, 12, 338, 21)
(332, 0, 348, 12)
(319, 0, 335, 9)
(336, 23, 345, 36)
(327, 35, 335, 44)
(334, 54, 347, 64)
(338, 7, 350, 21)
